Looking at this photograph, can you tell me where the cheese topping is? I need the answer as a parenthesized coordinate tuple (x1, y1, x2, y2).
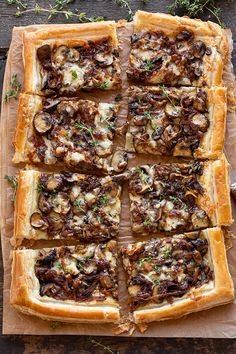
(128, 162, 210, 234)
(121, 231, 214, 310)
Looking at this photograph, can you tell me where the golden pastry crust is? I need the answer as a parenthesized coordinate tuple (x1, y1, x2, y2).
(121, 227, 234, 324)
(13, 93, 127, 174)
(14, 170, 123, 246)
(10, 244, 120, 323)
(128, 155, 232, 235)
(127, 11, 229, 87)
(23, 21, 121, 95)
(126, 86, 226, 159)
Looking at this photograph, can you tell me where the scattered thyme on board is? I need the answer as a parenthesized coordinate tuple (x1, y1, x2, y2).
(167, 0, 225, 27)
(4, 175, 18, 202)
(87, 337, 119, 354)
(4, 73, 21, 102)
(6, 0, 104, 21)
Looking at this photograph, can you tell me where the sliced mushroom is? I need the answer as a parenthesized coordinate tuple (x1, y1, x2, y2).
(57, 101, 76, 118)
(83, 261, 97, 274)
(111, 151, 128, 172)
(176, 30, 194, 42)
(192, 40, 206, 58)
(37, 44, 51, 69)
(38, 193, 51, 213)
(165, 103, 182, 119)
(95, 52, 114, 67)
(162, 125, 180, 143)
(47, 215, 64, 231)
(46, 174, 63, 191)
(192, 249, 202, 263)
(193, 96, 207, 112)
(100, 274, 114, 289)
(52, 192, 71, 214)
(173, 141, 192, 157)
(33, 111, 53, 134)
(133, 115, 148, 126)
(53, 45, 69, 66)
(191, 209, 210, 229)
(30, 212, 48, 230)
(190, 113, 209, 132)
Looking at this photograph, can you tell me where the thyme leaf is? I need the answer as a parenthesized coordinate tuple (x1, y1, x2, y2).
(4, 175, 18, 202)
(114, 0, 134, 22)
(4, 73, 21, 102)
(167, 0, 225, 27)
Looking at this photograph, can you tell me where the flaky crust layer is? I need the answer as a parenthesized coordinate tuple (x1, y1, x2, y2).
(10, 249, 120, 323)
(131, 11, 229, 87)
(133, 227, 234, 323)
(23, 21, 119, 94)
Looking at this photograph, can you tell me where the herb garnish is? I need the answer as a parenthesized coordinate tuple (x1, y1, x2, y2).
(4, 175, 18, 202)
(167, 0, 225, 27)
(138, 255, 153, 265)
(115, 93, 123, 102)
(159, 84, 176, 108)
(71, 70, 78, 80)
(4, 73, 21, 102)
(144, 60, 154, 71)
(100, 80, 109, 90)
(144, 111, 152, 120)
(114, 0, 134, 22)
(99, 195, 109, 206)
(87, 336, 119, 354)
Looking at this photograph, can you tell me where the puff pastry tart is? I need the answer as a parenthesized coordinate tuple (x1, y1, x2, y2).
(127, 11, 228, 87)
(126, 86, 226, 159)
(11, 240, 120, 323)
(128, 156, 231, 234)
(23, 22, 121, 95)
(14, 170, 123, 245)
(121, 227, 234, 323)
(13, 94, 127, 174)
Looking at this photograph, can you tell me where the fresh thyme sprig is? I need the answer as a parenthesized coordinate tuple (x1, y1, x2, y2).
(114, 0, 134, 22)
(159, 84, 176, 108)
(87, 337, 119, 354)
(6, 0, 26, 8)
(167, 0, 225, 27)
(48, 321, 64, 330)
(7, 1, 104, 21)
(4, 73, 21, 102)
(4, 175, 18, 202)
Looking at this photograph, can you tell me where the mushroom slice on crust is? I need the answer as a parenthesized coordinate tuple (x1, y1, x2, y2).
(46, 174, 63, 191)
(95, 52, 114, 67)
(52, 192, 71, 214)
(30, 212, 48, 230)
(33, 112, 53, 134)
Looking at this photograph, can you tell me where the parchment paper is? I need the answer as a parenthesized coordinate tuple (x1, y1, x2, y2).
(1, 22, 236, 337)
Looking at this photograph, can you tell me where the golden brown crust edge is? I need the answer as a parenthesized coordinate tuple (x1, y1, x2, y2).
(133, 227, 234, 324)
(195, 87, 227, 159)
(23, 21, 119, 94)
(13, 93, 41, 164)
(10, 249, 120, 323)
(13, 170, 41, 246)
(212, 155, 232, 225)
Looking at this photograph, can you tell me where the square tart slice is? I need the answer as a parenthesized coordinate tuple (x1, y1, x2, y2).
(121, 227, 234, 324)
(11, 240, 120, 323)
(14, 170, 123, 246)
(127, 11, 228, 87)
(128, 156, 231, 235)
(13, 94, 127, 174)
(126, 86, 226, 159)
(23, 22, 121, 95)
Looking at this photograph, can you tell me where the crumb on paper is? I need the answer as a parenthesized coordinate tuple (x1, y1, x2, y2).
(136, 322, 148, 334)
(117, 19, 127, 28)
(223, 227, 236, 250)
(113, 315, 135, 335)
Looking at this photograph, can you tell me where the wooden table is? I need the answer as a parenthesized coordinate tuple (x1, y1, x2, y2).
(1, 0, 236, 352)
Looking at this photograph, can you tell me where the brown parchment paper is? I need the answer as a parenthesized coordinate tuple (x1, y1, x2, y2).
(1, 22, 236, 337)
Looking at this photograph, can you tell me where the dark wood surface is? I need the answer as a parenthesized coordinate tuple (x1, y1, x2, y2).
(1, 0, 236, 352)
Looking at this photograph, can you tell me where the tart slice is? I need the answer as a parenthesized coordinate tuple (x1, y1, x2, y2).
(13, 94, 127, 174)
(126, 86, 226, 159)
(128, 156, 231, 234)
(121, 227, 234, 323)
(14, 170, 123, 245)
(127, 11, 228, 87)
(11, 240, 120, 323)
(23, 22, 121, 95)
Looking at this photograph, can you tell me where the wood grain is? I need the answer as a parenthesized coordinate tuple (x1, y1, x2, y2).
(0, 0, 236, 352)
